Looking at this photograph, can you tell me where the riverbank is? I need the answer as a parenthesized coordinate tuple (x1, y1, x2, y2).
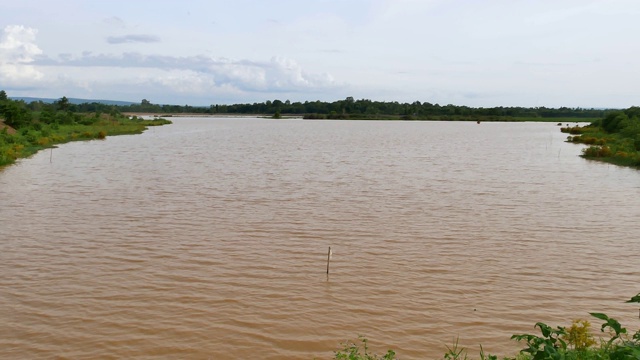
(0, 114, 171, 168)
(561, 107, 640, 169)
(122, 112, 283, 118)
(124, 111, 594, 123)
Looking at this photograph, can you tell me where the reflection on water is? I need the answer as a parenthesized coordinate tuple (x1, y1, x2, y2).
(1, 118, 639, 359)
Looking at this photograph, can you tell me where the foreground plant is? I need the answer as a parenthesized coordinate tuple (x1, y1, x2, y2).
(563, 319, 596, 352)
(331, 293, 640, 360)
(333, 337, 397, 360)
(507, 293, 640, 360)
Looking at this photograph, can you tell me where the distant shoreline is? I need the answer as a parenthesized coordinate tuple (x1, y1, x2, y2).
(122, 113, 593, 123)
(123, 112, 303, 119)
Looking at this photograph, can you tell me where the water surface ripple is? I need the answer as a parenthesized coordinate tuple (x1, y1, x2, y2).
(1, 118, 639, 359)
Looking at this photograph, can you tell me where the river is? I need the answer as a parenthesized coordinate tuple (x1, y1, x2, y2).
(1, 117, 639, 359)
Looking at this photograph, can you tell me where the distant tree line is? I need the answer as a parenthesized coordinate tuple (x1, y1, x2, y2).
(1, 95, 123, 129)
(110, 97, 609, 120)
(3, 91, 614, 121)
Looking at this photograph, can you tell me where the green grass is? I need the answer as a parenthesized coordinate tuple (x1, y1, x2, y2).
(0, 115, 171, 168)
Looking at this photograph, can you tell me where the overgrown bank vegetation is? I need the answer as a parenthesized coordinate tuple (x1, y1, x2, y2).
(0, 92, 170, 168)
(562, 106, 640, 168)
(332, 294, 640, 360)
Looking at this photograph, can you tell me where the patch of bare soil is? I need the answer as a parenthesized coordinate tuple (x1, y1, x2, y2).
(0, 120, 17, 135)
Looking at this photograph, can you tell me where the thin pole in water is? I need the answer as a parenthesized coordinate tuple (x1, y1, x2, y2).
(326, 246, 331, 275)
(50, 148, 53, 163)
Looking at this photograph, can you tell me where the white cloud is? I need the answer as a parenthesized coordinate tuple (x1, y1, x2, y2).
(267, 56, 336, 90)
(0, 25, 44, 83)
(4, 1, 640, 107)
(34, 52, 341, 95)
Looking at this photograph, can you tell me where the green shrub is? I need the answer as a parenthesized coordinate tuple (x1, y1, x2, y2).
(334, 337, 397, 360)
(583, 146, 612, 158)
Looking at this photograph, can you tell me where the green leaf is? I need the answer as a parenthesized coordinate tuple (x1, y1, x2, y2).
(590, 312, 609, 321)
(625, 293, 640, 303)
(535, 322, 552, 338)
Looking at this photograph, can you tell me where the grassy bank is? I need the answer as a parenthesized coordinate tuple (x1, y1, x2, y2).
(1, 105, 170, 168)
(332, 294, 640, 360)
(561, 107, 640, 168)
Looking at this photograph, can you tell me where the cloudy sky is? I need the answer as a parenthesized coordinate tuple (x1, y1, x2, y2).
(1, 0, 639, 108)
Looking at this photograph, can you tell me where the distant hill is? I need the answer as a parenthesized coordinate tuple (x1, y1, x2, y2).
(10, 97, 135, 106)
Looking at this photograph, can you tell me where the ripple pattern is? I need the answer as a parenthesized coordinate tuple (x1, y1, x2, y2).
(1, 118, 639, 359)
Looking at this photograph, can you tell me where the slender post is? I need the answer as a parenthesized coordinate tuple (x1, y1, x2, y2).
(326, 246, 331, 275)
(50, 148, 53, 163)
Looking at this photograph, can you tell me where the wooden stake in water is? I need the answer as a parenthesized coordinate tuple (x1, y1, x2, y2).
(50, 148, 53, 163)
(326, 246, 331, 275)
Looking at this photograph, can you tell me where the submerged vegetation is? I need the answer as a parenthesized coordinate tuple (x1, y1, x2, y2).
(333, 294, 640, 360)
(0, 92, 170, 168)
(562, 106, 640, 168)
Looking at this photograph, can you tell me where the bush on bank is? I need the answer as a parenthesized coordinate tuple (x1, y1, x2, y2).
(562, 107, 640, 168)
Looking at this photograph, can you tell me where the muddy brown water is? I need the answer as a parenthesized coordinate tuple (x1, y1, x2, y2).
(1, 118, 639, 359)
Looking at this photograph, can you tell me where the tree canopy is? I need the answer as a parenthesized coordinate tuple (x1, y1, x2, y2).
(0, 90, 620, 122)
(84, 96, 611, 121)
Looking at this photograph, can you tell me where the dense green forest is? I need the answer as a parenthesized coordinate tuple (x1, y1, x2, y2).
(0, 91, 170, 167)
(15, 94, 611, 121)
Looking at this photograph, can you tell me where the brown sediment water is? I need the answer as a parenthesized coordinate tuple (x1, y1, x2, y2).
(1, 118, 639, 359)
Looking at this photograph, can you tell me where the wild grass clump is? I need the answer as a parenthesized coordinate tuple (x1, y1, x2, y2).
(0, 143, 24, 167)
(561, 126, 589, 135)
(36, 137, 50, 146)
(333, 337, 397, 360)
(583, 145, 613, 158)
